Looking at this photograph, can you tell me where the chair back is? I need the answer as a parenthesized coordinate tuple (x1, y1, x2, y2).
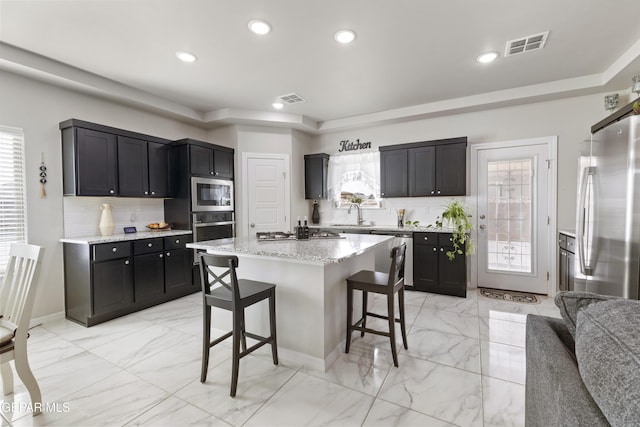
(0, 244, 43, 337)
(387, 243, 406, 287)
(199, 253, 241, 301)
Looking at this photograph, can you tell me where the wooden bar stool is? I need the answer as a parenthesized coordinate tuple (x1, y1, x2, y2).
(199, 253, 278, 397)
(345, 243, 407, 367)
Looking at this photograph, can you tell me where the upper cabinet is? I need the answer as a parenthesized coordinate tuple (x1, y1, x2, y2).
(304, 153, 329, 199)
(380, 137, 467, 198)
(187, 141, 234, 179)
(61, 119, 171, 197)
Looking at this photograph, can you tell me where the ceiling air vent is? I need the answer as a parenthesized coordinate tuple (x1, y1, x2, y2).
(278, 93, 306, 104)
(505, 31, 549, 57)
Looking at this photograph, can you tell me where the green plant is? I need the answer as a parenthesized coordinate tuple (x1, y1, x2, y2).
(434, 200, 475, 260)
(405, 220, 420, 227)
(350, 196, 363, 204)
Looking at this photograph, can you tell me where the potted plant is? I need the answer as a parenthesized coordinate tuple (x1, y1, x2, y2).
(433, 200, 475, 260)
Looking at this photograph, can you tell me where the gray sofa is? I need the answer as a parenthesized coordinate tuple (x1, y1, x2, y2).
(525, 292, 640, 427)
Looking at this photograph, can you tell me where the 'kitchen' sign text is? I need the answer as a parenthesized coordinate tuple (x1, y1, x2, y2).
(338, 139, 372, 152)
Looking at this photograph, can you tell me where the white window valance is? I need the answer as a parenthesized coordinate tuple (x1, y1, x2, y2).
(327, 151, 380, 207)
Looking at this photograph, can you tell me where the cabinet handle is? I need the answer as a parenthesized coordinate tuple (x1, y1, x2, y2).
(175, 239, 180, 244)
(166, 252, 171, 257)
(109, 189, 115, 194)
(437, 190, 441, 194)
(449, 237, 453, 242)
(440, 248, 444, 252)
(210, 171, 214, 175)
(214, 172, 219, 176)
(159, 254, 163, 258)
(433, 247, 437, 252)
(151, 191, 155, 195)
(318, 194, 321, 198)
(124, 260, 130, 265)
(144, 191, 148, 195)
(424, 236, 428, 241)
(431, 191, 435, 195)
(112, 247, 117, 252)
(147, 243, 153, 247)
(381, 192, 385, 196)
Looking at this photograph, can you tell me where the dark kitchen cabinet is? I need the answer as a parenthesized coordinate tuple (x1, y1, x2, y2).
(62, 232, 196, 327)
(558, 232, 576, 292)
(380, 137, 467, 198)
(304, 153, 330, 199)
(189, 143, 234, 178)
(62, 127, 118, 196)
(60, 119, 172, 197)
(413, 232, 466, 297)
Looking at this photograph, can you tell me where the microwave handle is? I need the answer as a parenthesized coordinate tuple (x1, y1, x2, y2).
(193, 221, 236, 227)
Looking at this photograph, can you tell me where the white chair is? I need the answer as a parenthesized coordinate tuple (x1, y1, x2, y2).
(0, 243, 43, 415)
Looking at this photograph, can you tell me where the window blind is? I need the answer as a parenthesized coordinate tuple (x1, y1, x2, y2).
(0, 126, 26, 275)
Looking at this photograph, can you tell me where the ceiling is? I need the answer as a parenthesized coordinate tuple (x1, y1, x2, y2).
(2, 0, 640, 133)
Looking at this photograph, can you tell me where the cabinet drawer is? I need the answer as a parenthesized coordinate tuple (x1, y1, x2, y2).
(565, 235, 576, 253)
(93, 242, 131, 262)
(134, 238, 164, 255)
(558, 233, 567, 248)
(164, 235, 192, 250)
(413, 232, 438, 245)
(438, 233, 456, 245)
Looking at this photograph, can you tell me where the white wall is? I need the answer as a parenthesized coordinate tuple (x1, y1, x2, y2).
(0, 70, 208, 320)
(311, 93, 614, 230)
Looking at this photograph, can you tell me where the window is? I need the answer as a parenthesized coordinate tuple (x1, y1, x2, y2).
(0, 126, 27, 275)
(327, 151, 381, 208)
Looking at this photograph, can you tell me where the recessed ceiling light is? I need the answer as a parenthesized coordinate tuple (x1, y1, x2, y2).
(272, 102, 284, 110)
(248, 19, 271, 35)
(175, 51, 197, 63)
(476, 52, 499, 63)
(334, 29, 356, 44)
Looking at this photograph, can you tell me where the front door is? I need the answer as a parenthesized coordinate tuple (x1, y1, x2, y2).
(245, 155, 289, 236)
(476, 141, 551, 294)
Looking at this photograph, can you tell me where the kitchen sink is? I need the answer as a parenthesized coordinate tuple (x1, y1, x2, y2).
(329, 223, 374, 227)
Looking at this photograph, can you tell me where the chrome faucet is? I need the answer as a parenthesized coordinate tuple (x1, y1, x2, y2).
(348, 203, 364, 225)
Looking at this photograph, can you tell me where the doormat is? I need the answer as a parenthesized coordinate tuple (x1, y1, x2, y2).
(478, 288, 540, 304)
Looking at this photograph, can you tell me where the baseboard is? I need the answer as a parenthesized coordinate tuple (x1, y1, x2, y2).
(30, 311, 65, 329)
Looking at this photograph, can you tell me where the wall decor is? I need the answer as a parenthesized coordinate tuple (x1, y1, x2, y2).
(39, 152, 47, 198)
(338, 139, 372, 152)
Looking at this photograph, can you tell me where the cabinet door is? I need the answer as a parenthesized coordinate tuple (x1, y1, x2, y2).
(165, 249, 193, 293)
(409, 146, 436, 196)
(567, 251, 575, 291)
(148, 142, 169, 197)
(92, 258, 133, 315)
(380, 149, 408, 197)
(304, 155, 328, 199)
(438, 246, 467, 297)
(118, 136, 149, 197)
(436, 143, 466, 196)
(213, 149, 234, 179)
(76, 128, 118, 196)
(413, 243, 439, 292)
(190, 145, 214, 176)
(558, 249, 568, 291)
(134, 252, 165, 302)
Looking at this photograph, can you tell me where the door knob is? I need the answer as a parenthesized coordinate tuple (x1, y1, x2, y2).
(479, 214, 486, 219)
(250, 223, 255, 228)
(479, 224, 486, 230)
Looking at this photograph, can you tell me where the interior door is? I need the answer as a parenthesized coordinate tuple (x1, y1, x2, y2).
(246, 156, 289, 235)
(476, 144, 550, 294)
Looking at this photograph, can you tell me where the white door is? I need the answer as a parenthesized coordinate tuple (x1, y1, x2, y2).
(476, 143, 550, 294)
(245, 156, 289, 235)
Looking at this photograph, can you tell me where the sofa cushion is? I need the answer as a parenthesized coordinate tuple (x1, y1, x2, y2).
(575, 298, 640, 426)
(554, 291, 617, 337)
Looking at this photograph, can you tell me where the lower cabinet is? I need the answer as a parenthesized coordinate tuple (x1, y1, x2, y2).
(63, 234, 195, 327)
(413, 232, 467, 297)
(558, 232, 576, 292)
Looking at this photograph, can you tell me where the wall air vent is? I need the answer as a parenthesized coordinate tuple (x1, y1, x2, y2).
(278, 93, 306, 104)
(505, 31, 549, 57)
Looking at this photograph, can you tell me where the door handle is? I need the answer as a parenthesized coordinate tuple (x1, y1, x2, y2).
(479, 214, 486, 219)
(250, 223, 255, 228)
(479, 224, 486, 230)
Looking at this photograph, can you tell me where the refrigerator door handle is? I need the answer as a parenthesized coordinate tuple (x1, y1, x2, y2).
(577, 166, 596, 276)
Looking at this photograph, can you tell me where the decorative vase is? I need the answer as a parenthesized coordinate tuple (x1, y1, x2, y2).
(311, 200, 320, 224)
(99, 203, 115, 236)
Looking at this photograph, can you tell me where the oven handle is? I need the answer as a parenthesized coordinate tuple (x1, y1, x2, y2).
(193, 221, 236, 227)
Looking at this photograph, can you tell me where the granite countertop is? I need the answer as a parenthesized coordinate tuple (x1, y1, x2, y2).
(312, 223, 459, 233)
(187, 234, 393, 265)
(60, 229, 192, 244)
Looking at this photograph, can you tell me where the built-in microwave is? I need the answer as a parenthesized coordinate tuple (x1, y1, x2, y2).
(191, 177, 234, 212)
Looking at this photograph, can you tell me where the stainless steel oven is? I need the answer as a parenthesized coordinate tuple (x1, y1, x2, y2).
(192, 212, 235, 264)
(191, 177, 234, 212)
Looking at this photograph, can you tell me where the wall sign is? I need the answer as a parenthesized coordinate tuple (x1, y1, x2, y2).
(338, 139, 372, 152)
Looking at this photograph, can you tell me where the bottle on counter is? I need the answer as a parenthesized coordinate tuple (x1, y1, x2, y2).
(296, 217, 305, 239)
(303, 216, 310, 239)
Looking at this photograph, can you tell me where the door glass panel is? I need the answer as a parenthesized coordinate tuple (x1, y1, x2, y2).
(486, 159, 533, 273)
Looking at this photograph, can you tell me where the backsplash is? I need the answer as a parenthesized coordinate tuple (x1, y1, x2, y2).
(309, 196, 468, 228)
(63, 197, 165, 237)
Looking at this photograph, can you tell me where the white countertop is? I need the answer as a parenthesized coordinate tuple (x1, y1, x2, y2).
(187, 234, 393, 265)
(60, 229, 192, 244)
(312, 223, 459, 233)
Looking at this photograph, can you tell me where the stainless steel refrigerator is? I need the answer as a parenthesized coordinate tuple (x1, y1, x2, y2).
(575, 98, 640, 299)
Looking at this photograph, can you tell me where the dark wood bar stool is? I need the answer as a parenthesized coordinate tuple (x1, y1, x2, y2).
(345, 243, 407, 367)
(199, 253, 278, 397)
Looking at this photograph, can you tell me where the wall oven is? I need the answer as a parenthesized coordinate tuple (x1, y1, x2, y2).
(192, 211, 235, 265)
(191, 177, 234, 212)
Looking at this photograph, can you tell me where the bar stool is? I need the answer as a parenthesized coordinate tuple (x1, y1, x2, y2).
(345, 243, 407, 367)
(199, 253, 278, 397)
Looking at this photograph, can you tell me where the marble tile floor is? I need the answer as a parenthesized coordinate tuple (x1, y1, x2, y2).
(0, 289, 561, 427)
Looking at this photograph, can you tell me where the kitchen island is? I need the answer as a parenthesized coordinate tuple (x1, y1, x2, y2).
(187, 233, 392, 371)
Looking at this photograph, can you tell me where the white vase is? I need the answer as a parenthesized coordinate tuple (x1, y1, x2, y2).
(99, 203, 115, 236)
